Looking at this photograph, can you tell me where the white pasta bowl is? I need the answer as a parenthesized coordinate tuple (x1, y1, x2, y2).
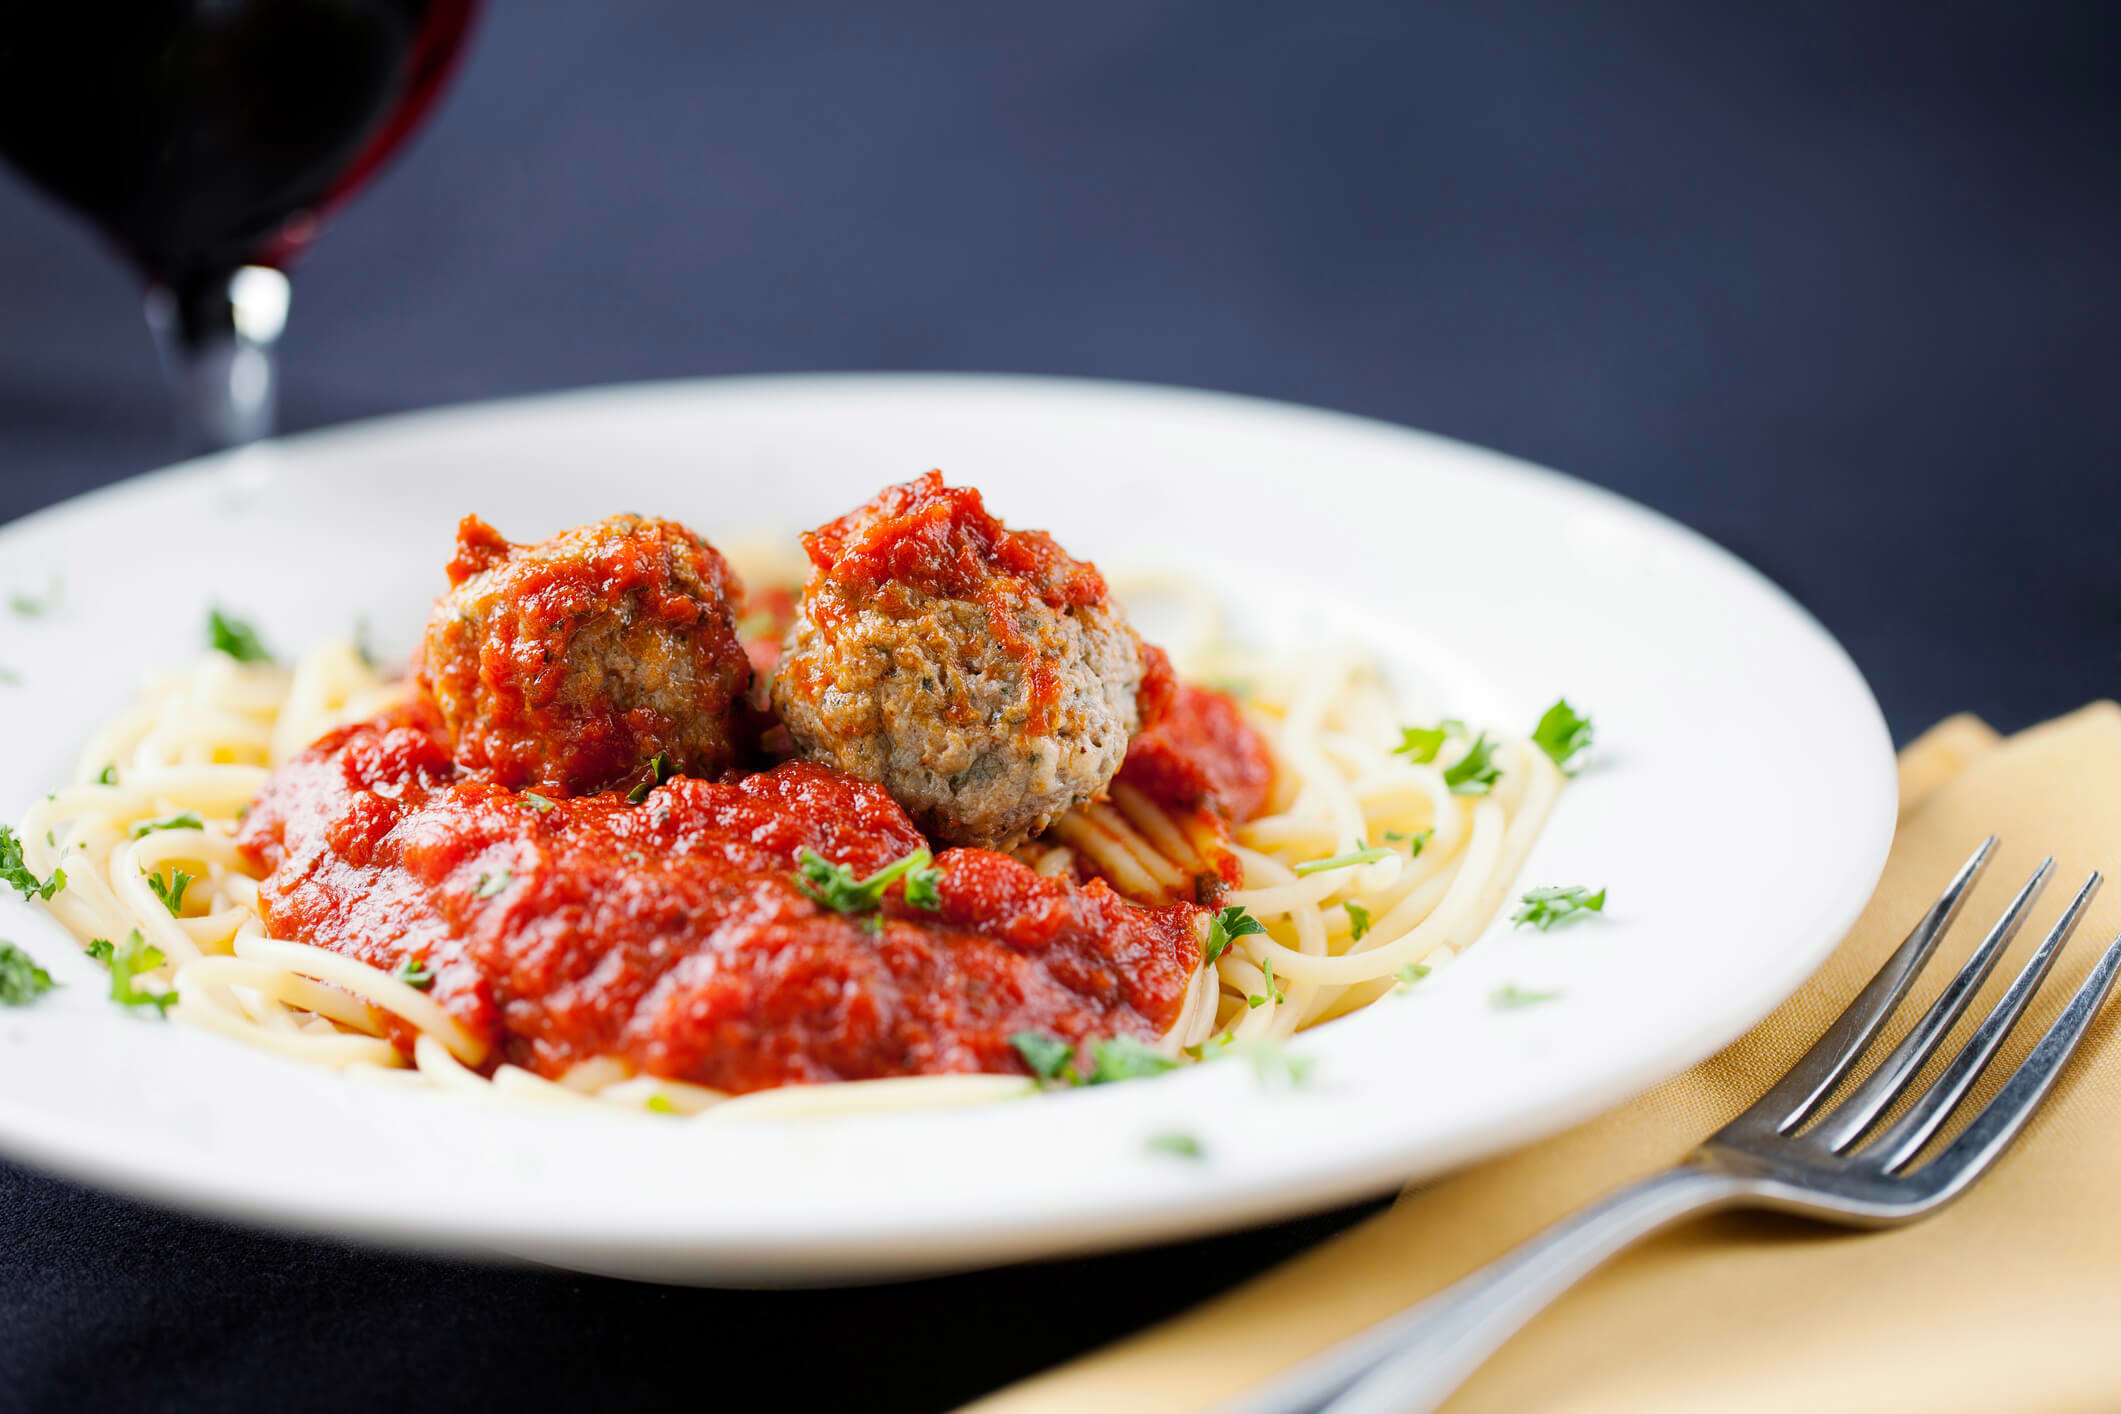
(0, 374, 1896, 1283)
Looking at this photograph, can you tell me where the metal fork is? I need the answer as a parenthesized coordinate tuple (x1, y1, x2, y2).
(1225, 838, 2121, 1414)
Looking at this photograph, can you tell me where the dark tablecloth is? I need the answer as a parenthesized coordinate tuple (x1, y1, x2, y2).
(1, 3, 2114, 1410)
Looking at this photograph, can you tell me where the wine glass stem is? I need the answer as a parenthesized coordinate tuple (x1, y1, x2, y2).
(143, 266, 291, 451)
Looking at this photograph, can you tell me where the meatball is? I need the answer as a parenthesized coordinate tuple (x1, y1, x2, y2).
(771, 472, 1147, 849)
(420, 513, 751, 795)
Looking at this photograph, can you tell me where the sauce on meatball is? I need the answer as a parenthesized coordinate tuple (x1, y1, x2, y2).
(420, 513, 751, 796)
(773, 473, 1150, 850)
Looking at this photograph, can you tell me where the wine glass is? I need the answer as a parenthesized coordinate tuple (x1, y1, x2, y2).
(0, 1, 481, 450)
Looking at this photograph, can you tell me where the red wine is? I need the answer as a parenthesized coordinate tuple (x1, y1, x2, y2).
(0, 0, 478, 291)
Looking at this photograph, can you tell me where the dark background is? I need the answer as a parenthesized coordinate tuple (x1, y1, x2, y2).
(1, 2, 2114, 1410)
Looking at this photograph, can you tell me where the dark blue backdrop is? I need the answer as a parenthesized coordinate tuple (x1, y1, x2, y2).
(1, 3, 2115, 1410)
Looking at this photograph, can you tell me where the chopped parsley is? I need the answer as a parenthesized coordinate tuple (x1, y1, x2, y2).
(392, 957, 436, 991)
(1086, 1036, 1179, 1084)
(146, 868, 194, 916)
(0, 825, 65, 902)
(8, 576, 60, 618)
(94, 764, 119, 785)
(1443, 733, 1501, 795)
(625, 752, 675, 804)
(1293, 841, 1394, 876)
(93, 932, 178, 1013)
(0, 941, 56, 1005)
(1393, 961, 1432, 992)
(1145, 1131, 1205, 1160)
(1512, 885, 1607, 931)
(1202, 905, 1265, 966)
(1383, 828, 1432, 857)
(645, 1094, 680, 1115)
(520, 792, 556, 813)
(1344, 902, 1372, 941)
(1235, 1039, 1316, 1089)
(1393, 724, 1449, 763)
(207, 608, 274, 663)
(130, 811, 204, 838)
(473, 871, 511, 900)
(1010, 1030, 1076, 1081)
(1532, 699, 1594, 773)
(1010, 1032, 1179, 1087)
(1247, 955, 1285, 1010)
(0, 665, 18, 687)
(1492, 983, 1562, 1010)
(795, 846, 944, 916)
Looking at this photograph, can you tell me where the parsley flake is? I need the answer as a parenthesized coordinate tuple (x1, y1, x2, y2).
(795, 846, 943, 916)
(1202, 905, 1265, 967)
(130, 811, 204, 838)
(146, 869, 194, 916)
(645, 1095, 680, 1115)
(473, 871, 511, 900)
(1532, 699, 1594, 774)
(392, 957, 436, 991)
(1382, 828, 1432, 857)
(1444, 733, 1501, 795)
(0, 941, 56, 1005)
(1146, 1131, 1205, 1160)
(99, 931, 178, 1013)
(207, 608, 274, 663)
(625, 751, 675, 804)
(1086, 1036, 1179, 1085)
(1393, 724, 1449, 762)
(1010, 1030, 1076, 1082)
(1345, 902, 1372, 941)
(1393, 961, 1432, 992)
(1512, 885, 1607, 931)
(1293, 841, 1394, 876)
(0, 826, 65, 902)
(1234, 1039, 1316, 1089)
(94, 764, 119, 786)
(1492, 983, 1563, 1010)
(520, 792, 556, 813)
(1247, 955, 1286, 1010)
(8, 576, 60, 618)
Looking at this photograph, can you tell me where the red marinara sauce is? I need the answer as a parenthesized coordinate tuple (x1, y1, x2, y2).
(236, 711, 1202, 1092)
(1119, 680, 1276, 824)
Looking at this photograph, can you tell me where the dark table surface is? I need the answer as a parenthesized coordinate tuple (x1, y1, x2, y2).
(1, 2, 2115, 1410)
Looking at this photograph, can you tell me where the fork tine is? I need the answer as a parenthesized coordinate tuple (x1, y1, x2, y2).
(1727, 835, 1996, 1137)
(1906, 924, 2121, 1201)
(1806, 859, 2053, 1152)
(1863, 872, 2100, 1172)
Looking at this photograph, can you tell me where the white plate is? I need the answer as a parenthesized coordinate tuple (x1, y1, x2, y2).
(0, 375, 1895, 1284)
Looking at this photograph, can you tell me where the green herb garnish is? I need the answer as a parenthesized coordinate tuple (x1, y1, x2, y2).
(1394, 961, 1433, 992)
(1010, 1030, 1076, 1082)
(146, 868, 194, 916)
(1202, 905, 1265, 966)
(645, 1095, 680, 1115)
(1345, 902, 1372, 941)
(1511, 885, 1607, 931)
(207, 608, 274, 663)
(9, 577, 60, 618)
(1382, 828, 1431, 857)
(1492, 983, 1562, 1010)
(1235, 1039, 1316, 1089)
(625, 751, 676, 804)
(0, 825, 65, 902)
(1146, 1131, 1205, 1160)
(94, 764, 119, 785)
(130, 811, 204, 838)
(1247, 955, 1285, 1010)
(1393, 724, 1449, 762)
(473, 871, 511, 900)
(1293, 841, 1393, 876)
(1532, 699, 1594, 774)
(1085, 1036, 1180, 1085)
(1444, 733, 1501, 795)
(0, 941, 56, 1005)
(392, 957, 436, 991)
(795, 846, 943, 916)
(521, 792, 556, 813)
(96, 931, 177, 1013)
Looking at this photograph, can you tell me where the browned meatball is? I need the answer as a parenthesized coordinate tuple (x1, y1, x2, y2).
(419, 514, 751, 795)
(771, 473, 1147, 849)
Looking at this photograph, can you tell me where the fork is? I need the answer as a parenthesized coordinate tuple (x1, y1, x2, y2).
(1224, 837, 2121, 1414)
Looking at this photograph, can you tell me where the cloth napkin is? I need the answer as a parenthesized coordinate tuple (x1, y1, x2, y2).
(968, 704, 2121, 1414)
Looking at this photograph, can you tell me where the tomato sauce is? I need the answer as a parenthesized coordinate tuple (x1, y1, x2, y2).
(237, 711, 1203, 1091)
(1119, 682, 1276, 823)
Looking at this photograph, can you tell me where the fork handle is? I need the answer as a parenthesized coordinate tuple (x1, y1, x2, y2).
(1220, 1164, 1751, 1414)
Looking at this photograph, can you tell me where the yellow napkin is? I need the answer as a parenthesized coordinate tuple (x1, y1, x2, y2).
(969, 703, 2121, 1414)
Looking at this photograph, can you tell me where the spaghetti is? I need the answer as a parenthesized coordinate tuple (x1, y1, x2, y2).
(14, 609, 1559, 1116)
